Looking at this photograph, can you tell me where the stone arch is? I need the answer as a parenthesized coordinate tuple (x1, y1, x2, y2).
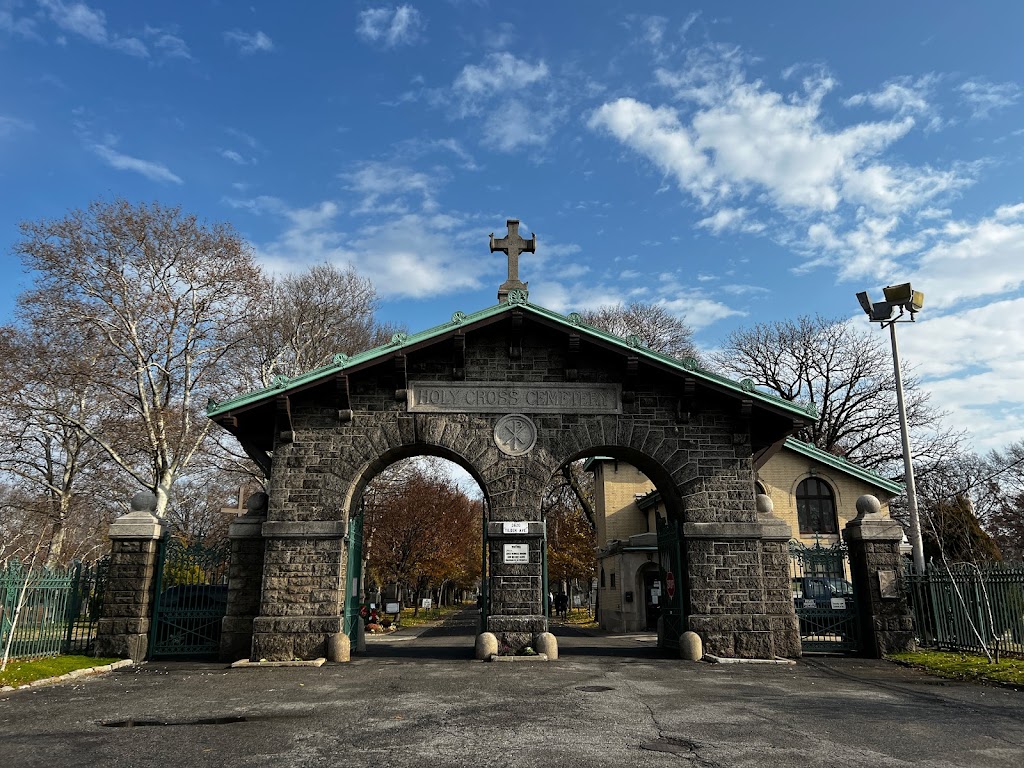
(342, 440, 491, 517)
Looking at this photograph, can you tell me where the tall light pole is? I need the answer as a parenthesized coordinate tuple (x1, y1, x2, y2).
(856, 283, 927, 575)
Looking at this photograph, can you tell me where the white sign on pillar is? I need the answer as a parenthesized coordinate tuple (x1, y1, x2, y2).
(503, 543, 530, 564)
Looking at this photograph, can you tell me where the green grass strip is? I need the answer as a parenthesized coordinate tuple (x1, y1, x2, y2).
(0, 655, 122, 687)
(889, 651, 1024, 687)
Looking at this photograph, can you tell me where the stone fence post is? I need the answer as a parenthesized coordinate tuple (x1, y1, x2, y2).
(843, 494, 916, 657)
(94, 491, 166, 662)
(220, 492, 268, 662)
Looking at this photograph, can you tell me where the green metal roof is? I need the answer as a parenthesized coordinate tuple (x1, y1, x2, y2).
(597, 438, 903, 498)
(207, 295, 820, 420)
(781, 438, 904, 495)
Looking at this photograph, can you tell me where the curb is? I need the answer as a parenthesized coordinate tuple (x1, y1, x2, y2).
(489, 653, 549, 662)
(230, 657, 326, 668)
(0, 659, 134, 692)
(704, 654, 796, 665)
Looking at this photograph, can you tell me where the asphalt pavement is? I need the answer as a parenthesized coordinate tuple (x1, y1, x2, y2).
(2, 609, 1022, 767)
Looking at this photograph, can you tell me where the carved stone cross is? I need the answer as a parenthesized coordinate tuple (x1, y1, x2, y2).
(490, 218, 536, 303)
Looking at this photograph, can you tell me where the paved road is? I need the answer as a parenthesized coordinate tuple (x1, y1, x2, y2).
(2, 610, 1022, 768)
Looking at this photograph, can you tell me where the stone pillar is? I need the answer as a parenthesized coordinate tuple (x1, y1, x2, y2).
(843, 495, 916, 657)
(485, 519, 546, 653)
(250, 520, 346, 661)
(94, 491, 166, 662)
(683, 494, 800, 659)
(220, 492, 268, 662)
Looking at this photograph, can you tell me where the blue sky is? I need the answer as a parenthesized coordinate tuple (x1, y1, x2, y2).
(1, 1, 1023, 455)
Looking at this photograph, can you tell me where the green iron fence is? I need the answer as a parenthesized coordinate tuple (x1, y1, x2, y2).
(908, 561, 1024, 655)
(0, 558, 107, 660)
(148, 537, 231, 659)
(789, 539, 860, 654)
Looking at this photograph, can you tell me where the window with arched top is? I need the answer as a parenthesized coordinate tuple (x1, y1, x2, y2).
(796, 477, 838, 535)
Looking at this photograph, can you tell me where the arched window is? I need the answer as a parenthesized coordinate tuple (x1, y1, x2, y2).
(796, 477, 838, 535)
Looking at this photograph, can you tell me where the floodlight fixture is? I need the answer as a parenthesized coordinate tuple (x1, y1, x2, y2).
(883, 283, 925, 314)
(855, 282, 927, 575)
(855, 290, 895, 323)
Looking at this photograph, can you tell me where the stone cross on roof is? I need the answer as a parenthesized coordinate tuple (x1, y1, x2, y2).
(490, 218, 536, 303)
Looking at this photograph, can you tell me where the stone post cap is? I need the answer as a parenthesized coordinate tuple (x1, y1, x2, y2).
(110, 492, 165, 540)
(245, 491, 269, 516)
(755, 493, 774, 516)
(845, 494, 904, 542)
(855, 494, 883, 519)
(130, 490, 158, 513)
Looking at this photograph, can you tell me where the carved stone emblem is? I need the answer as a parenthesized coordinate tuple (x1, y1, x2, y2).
(493, 414, 537, 456)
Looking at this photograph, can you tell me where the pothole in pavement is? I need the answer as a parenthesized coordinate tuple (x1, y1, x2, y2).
(575, 685, 615, 692)
(640, 736, 703, 755)
(101, 716, 248, 728)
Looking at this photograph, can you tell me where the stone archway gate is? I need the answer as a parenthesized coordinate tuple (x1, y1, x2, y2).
(200, 283, 823, 662)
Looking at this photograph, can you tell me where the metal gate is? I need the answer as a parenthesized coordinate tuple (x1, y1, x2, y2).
(656, 515, 685, 650)
(149, 538, 230, 659)
(789, 539, 859, 653)
(343, 506, 364, 644)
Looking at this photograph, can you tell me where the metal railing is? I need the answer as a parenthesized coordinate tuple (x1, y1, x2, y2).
(908, 561, 1024, 655)
(0, 559, 107, 660)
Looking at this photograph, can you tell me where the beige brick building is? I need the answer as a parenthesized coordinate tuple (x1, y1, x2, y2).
(589, 439, 904, 633)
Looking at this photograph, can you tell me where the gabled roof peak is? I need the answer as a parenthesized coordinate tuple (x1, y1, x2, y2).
(207, 296, 818, 420)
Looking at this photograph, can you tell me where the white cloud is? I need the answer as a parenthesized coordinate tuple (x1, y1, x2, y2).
(454, 52, 549, 102)
(908, 204, 1024, 309)
(446, 53, 562, 152)
(38, 0, 148, 56)
(898, 298, 1024, 453)
(0, 115, 34, 138)
(220, 149, 247, 165)
(145, 27, 191, 60)
(357, 5, 424, 48)
(224, 29, 273, 54)
(0, 7, 39, 39)
(590, 44, 981, 292)
(91, 143, 183, 184)
(958, 78, 1021, 120)
(697, 207, 764, 234)
(237, 198, 484, 299)
(845, 75, 942, 129)
(342, 160, 439, 215)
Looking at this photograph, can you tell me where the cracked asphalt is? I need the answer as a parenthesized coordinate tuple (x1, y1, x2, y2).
(2, 610, 1022, 767)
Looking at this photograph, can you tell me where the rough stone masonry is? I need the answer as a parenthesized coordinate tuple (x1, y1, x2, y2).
(205, 220, 818, 661)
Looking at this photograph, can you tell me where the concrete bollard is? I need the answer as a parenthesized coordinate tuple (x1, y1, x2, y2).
(680, 630, 703, 661)
(475, 632, 498, 660)
(534, 632, 558, 660)
(327, 632, 351, 662)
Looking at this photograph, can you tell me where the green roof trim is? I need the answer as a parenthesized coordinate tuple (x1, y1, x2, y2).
(781, 438, 904, 495)
(207, 296, 819, 420)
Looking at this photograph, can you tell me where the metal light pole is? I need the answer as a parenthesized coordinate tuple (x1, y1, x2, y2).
(856, 284, 926, 575)
(887, 319, 926, 575)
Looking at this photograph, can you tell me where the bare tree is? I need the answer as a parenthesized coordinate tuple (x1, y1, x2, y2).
(581, 302, 699, 361)
(240, 262, 401, 387)
(712, 315, 963, 474)
(0, 327, 125, 566)
(13, 199, 262, 517)
(983, 441, 1024, 560)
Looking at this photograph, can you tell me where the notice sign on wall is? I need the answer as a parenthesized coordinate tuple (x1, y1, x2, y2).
(503, 543, 530, 564)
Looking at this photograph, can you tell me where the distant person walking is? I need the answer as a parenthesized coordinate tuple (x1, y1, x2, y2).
(555, 592, 568, 619)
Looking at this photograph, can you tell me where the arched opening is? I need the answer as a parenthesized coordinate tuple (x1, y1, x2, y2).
(344, 452, 486, 660)
(541, 447, 690, 657)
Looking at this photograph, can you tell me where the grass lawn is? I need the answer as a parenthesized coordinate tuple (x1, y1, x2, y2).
(564, 607, 598, 628)
(397, 602, 467, 628)
(888, 650, 1024, 688)
(0, 655, 122, 688)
